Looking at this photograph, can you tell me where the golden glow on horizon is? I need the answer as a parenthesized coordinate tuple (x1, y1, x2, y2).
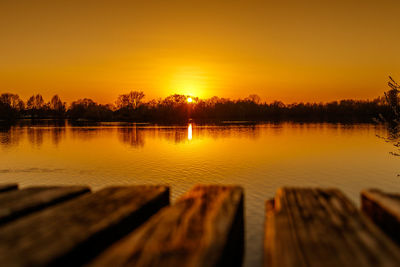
(187, 97, 193, 103)
(161, 65, 215, 99)
(1, 1, 400, 103)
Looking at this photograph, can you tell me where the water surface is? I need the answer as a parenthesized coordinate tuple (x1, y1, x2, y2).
(1, 122, 400, 267)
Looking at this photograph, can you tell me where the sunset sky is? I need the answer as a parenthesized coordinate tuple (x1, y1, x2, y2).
(1, 0, 400, 104)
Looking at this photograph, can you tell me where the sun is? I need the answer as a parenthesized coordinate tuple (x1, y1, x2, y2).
(187, 97, 193, 103)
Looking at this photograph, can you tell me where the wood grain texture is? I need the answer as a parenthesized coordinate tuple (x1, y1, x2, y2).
(87, 185, 244, 267)
(362, 189, 400, 244)
(0, 186, 90, 224)
(265, 187, 400, 267)
(0, 185, 169, 267)
(0, 183, 18, 193)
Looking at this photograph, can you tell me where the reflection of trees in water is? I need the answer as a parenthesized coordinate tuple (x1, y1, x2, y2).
(0, 125, 22, 148)
(69, 127, 113, 141)
(162, 128, 188, 143)
(117, 127, 145, 148)
(0, 123, 263, 149)
(27, 128, 44, 147)
(0, 124, 67, 148)
(27, 127, 66, 147)
(51, 127, 66, 146)
(192, 125, 260, 141)
(117, 125, 261, 146)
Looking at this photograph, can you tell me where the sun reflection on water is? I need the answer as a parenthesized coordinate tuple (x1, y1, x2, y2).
(188, 123, 192, 140)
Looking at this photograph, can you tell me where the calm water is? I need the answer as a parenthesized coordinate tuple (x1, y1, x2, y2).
(1, 121, 400, 267)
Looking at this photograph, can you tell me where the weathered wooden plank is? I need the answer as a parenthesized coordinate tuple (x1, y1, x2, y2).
(362, 189, 400, 244)
(87, 185, 244, 267)
(0, 186, 90, 224)
(0, 185, 169, 267)
(0, 183, 18, 193)
(265, 187, 400, 267)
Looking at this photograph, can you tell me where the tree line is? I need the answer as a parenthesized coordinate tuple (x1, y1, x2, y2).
(0, 90, 396, 123)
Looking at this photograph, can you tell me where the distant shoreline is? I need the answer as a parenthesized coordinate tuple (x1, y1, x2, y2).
(1, 92, 395, 124)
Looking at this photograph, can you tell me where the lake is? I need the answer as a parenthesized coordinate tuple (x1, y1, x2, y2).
(1, 121, 400, 267)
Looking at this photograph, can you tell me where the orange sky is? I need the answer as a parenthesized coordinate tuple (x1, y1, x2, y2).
(1, 0, 400, 104)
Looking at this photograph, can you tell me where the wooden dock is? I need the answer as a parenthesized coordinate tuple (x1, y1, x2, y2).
(264, 188, 400, 267)
(362, 189, 400, 244)
(0, 184, 399, 267)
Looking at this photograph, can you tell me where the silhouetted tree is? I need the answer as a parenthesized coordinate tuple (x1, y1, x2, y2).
(0, 93, 24, 121)
(373, 77, 400, 169)
(26, 94, 47, 118)
(27, 94, 45, 110)
(68, 98, 113, 121)
(247, 94, 261, 104)
(385, 76, 400, 118)
(49, 95, 66, 118)
(116, 91, 145, 109)
(0, 93, 24, 110)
